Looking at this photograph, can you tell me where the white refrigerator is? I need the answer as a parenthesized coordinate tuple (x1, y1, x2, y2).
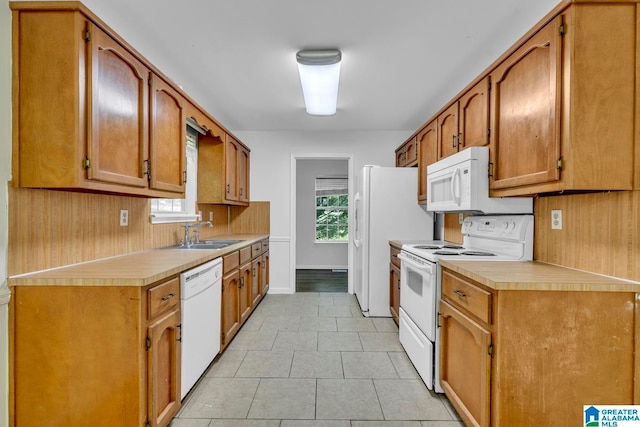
(353, 165, 434, 317)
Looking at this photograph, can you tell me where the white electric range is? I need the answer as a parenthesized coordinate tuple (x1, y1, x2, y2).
(397, 215, 534, 392)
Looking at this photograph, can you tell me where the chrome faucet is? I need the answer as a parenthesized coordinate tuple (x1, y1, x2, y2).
(180, 221, 214, 246)
(192, 221, 213, 243)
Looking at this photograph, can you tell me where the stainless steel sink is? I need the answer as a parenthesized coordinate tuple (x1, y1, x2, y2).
(166, 239, 242, 250)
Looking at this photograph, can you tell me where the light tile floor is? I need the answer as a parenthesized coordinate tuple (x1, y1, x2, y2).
(170, 292, 464, 427)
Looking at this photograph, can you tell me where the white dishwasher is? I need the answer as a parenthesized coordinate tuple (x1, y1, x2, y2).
(180, 257, 222, 399)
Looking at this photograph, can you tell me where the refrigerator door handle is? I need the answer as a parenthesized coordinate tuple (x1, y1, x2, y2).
(353, 192, 361, 247)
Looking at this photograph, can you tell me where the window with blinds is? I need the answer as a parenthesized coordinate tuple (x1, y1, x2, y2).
(315, 177, 348, 242)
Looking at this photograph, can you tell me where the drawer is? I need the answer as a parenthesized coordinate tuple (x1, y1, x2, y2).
(223, 251, 240, 275)
(252, 242, 262, 258)
(148, 276, 180, 319)
(442, 269, 492, 324)
(261, 239, 269, 253)
(239, 246, 251, 265)
(390, 245, 401, 267)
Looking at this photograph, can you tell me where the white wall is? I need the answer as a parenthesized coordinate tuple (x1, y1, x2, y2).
(1, 1, 11, 426)
(296, 159, 349, 269)
(234, 130, 408, 294)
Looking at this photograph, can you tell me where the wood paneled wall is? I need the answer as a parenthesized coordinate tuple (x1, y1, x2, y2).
(534, 190, 639, 282)
(8, 187, 269, 276)
(441, 191, 639, 282)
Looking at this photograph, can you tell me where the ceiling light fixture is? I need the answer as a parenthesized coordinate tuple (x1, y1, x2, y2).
(296, 49, 342, 116)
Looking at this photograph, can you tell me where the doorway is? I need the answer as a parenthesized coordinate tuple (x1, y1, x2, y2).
(290, 154, 354, 294)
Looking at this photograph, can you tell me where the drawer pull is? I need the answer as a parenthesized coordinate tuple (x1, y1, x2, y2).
(453, 290, 466, 298)
(161, 293, 176, 301)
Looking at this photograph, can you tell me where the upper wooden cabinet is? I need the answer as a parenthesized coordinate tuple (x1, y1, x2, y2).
(196, 123, 251, 206)
(489, 17, 562, 192)
(10, 4, 187, 198)
(417, 120, 437, 204)
(149, 74, 187, 194)
(395, 137, 418, 167)
(437, 77, 490, 160)
(397, 2, 637, 197)
(489, 4, 636, 195)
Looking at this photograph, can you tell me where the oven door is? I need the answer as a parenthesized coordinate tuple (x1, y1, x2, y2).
(398, 251, 437, 341)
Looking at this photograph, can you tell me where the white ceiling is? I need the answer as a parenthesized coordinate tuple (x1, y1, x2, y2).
(81, 0, 560, 133)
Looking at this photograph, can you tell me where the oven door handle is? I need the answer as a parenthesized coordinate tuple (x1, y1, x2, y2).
(398, 252, 434, 274)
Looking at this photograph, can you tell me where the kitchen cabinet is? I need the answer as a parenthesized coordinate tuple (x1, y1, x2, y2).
(251, 241, 264, 306)
(439, 273, 491, 427)
(197, 126, 251, 206)
(489, 4, 636, 195)
(149, 73, 187, 193)
(219, 238, 268, 350)
(10, 276, 182, 427)
(437, 77, 490, 160)
(395, 137, 418, 167)
(388, 243, 402, 325)
(439, 263, 637, 426)
(417, 120, 437, 204)
(239, 247, 253, 324)
(10, 4, 186, 198)
(262, 239, 270, 295)
(221, 251, 241, 349)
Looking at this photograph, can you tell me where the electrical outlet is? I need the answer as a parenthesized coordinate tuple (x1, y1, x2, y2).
(551, 209, 562, 230)
(120, 209, 129, 227)
(209, 211, 213, 221)
(459, 213, 464, 224)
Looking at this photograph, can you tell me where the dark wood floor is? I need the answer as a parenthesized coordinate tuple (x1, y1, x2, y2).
(296, 269, 348, 293)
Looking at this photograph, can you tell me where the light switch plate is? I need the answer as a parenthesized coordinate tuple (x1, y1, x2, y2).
(551, 209, 562, 230)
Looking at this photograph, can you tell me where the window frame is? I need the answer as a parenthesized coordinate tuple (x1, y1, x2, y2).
(314, 177, 349, 243)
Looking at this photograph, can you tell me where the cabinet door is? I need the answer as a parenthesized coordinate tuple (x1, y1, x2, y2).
(389, 262, 400, 325)
(87, 23, 149, 188)
(147, 308, 181, 427)
(404, 137, 418, 166)
(437, 103, 459, 159)
(238, 145, 250, 202)
(439, 300, 491, 427)
(417, 120, 437, 204)
(395, 147, 406, 167)
(252, 258, 262, 306)
(459, 77, 490, 151)
(221, 270, 240, 346)
(261, 251, 269, 296)
(225, 137, 239, 201)
(239, 262, 252, 324)
(149, 73, 186, 194)
(489, 18, 562, 190)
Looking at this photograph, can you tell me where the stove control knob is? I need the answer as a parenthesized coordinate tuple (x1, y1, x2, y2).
(501, 222, 509, 230)
(508, 221, 516, 230)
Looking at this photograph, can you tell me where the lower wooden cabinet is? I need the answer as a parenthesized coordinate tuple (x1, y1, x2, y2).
(439, 267, 636, 426)
(10, 276, 182, 427)
(439, 300, 491, 427)
(220, 238, 270, 350)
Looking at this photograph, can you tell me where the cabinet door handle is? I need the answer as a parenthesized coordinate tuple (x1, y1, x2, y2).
(457, 132, 462, 148)
(239, 188, 243, 196)
(452, 135, 456, 148)
(453, 290, 466, 298)
(161, 293, 175, 301)
(226, 184, 230, 194)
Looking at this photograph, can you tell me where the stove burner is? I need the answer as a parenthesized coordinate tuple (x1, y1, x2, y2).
(443, 244, 464, 249)
(460, 251, 496, 256)
(433, 250, 460, 255)
(414, 245, 442, 250)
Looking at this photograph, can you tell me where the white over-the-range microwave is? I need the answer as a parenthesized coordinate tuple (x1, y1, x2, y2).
(426, 146, 533, 214)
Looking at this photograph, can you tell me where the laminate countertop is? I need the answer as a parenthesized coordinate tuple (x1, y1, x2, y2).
(439, 260, 640, 292)
(8, 234, 268, 287)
